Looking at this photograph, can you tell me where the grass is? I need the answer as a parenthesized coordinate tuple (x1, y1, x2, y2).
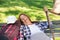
(55, 37, 60, 40)
(0, 0, 60, 23)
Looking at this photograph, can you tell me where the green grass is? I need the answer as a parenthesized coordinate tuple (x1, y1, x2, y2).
(0, 0, 60, 23)
(55, 37, 60, 40)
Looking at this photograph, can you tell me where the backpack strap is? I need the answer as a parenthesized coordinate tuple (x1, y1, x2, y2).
(0, 24, 8, 34)
(5, 25, 12, 33)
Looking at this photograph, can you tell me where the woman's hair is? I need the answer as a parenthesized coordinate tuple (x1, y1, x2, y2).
(18, 13, 32, 25)
(14, 20, 21, 28)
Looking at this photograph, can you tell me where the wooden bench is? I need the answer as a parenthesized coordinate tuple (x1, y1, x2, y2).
(0, 20, 60, 37)
(45, 20, 60, 37)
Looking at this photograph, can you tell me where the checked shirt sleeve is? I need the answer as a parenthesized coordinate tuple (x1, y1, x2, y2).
(23, 25, 31, 40)
(20, 25, 24, 40)
(20, 25, 31, 40)
(37, 22, 48, 31)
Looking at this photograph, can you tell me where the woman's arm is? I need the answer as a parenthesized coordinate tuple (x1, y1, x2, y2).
(38, 22, 53, 31)
(20, 25, 24, 40)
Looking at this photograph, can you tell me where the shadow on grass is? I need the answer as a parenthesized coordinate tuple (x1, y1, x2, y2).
(0, 0, 53, 9)
(21, 0, 53, 9)
(0, 0, 21, 7)
(4, 10, 20, 16)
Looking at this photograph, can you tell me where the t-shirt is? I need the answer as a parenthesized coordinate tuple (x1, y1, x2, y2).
(28, 24, 42, 35)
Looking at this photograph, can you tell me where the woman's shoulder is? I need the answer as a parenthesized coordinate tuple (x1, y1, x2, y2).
(21, 25, 26, 28)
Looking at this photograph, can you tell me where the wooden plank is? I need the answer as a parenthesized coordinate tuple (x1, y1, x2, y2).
(0, 23, 6, 26)
(45, 30, 60, 33)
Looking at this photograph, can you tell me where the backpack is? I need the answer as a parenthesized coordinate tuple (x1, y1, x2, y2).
(0, 24, 20, 40)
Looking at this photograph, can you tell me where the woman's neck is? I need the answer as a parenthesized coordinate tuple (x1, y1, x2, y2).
(25, 22, 32, 25)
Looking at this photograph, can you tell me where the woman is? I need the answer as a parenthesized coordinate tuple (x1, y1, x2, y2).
(18, 14, 52, 40)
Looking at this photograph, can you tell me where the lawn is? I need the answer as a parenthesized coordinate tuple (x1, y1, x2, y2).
(55, 37, 60, 40)
(0, 0, 60, 23)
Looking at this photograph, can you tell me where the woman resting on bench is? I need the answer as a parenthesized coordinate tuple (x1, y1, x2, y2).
(17, 14, 52, 40)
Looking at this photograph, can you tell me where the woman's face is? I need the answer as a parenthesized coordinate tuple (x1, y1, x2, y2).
(20, 15, 31, 25)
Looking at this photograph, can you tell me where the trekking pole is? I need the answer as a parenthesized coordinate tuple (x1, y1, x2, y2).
(44, 6, 55, 40)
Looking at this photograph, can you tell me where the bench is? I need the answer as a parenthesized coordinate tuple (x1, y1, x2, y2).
(45, 20, 60, 37)
(0, 20, 60, 37)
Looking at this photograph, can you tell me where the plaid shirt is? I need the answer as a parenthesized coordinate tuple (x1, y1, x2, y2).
(20, 22, 49, 40)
